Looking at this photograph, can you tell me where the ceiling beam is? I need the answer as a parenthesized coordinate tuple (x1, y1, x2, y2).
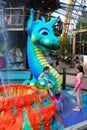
(72, 28, 87, 34)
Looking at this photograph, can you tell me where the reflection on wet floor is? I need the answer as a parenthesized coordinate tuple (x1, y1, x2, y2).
(58, 87, 87, 127)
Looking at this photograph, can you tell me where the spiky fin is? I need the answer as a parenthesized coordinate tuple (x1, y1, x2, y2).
(27, 8, 34, 34)
(47, 17, 59, 27)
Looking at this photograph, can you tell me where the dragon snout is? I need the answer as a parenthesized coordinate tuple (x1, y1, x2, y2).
(52, 40, 55, 43)
(52, 39, 60, 45)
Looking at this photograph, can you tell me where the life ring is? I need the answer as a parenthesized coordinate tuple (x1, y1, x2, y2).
(0, 56, 5, 69)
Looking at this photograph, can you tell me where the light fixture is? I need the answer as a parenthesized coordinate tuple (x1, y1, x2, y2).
(42, 1, 44, 4)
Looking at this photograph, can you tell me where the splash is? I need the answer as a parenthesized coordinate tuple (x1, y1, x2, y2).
(0, 71, 8, 95)
(0, 1, 11, 95)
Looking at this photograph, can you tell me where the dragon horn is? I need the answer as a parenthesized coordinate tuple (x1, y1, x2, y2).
(27, 8, 34, 31)
(41, 16, 46, 22)
(47, 17, 59, 27)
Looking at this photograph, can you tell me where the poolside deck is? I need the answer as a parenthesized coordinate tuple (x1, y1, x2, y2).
(65, 120, 87, 130)
(59, 62, 87, 91)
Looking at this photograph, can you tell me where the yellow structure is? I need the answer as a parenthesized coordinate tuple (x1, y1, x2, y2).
(60, 0, 77, 53)
(72, 28, 87, 56)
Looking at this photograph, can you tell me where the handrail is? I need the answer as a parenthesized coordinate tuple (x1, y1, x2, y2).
(0, 69, 87, 91)
(60, 68, 87, 91)
(0, 7, 61, 33)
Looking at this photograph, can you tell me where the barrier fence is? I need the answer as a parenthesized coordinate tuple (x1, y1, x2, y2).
(61, 68, 87, 91)
(0, 69, 87, 91)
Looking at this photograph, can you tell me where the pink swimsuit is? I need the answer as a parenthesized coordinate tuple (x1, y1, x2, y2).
(51, 95, 62, 111)
(51, 95, 62, 102)
(75, 76, 83, 90)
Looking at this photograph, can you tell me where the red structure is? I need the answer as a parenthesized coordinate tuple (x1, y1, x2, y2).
(0, 84, 64, 129)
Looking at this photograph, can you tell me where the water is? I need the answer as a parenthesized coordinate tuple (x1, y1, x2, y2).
(0, 1, 11, 95)
(0, 71, 8, 96)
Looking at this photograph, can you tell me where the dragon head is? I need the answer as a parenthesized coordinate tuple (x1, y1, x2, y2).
(27, 8, 60, 52)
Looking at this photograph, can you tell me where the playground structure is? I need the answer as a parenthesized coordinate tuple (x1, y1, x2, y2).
(25, 8, 61, 93)
(0, 84, 65, 130)
(0, 8, 65, 130)
(55, 0, 87, 56)
(0, 1, 87, 70)
(60, 0, 77, 53)
(72, 28, 87, 56)
(0, 52, 5, 69)
(0, 6, 62, 70)
(0, 0, 86, 68)
(0, 1, 87, 129)
(0, 7, 87, 130)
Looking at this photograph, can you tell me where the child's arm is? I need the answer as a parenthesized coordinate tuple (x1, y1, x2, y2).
(60, 102, 63, 112)
(38, 73, 44, 80)
(48, 86, 53, 97)
(47, 79, 54, 84)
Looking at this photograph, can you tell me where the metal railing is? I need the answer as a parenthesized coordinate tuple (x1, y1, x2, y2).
(0, 7, 25, 30)
(0, 68, 86, 91)
(0, 6, 62, 34)
(61, 68, 87, 91)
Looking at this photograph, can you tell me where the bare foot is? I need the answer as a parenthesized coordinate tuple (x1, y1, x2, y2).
(75, 106, 82, 109)
(73, 108, 80, 111)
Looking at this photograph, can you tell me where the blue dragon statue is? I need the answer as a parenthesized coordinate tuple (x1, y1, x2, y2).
(23, 8, 61, 94)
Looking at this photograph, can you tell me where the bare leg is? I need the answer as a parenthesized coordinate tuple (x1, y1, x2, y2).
(73, 89, 82, 111)
(76, 89, 82, 109)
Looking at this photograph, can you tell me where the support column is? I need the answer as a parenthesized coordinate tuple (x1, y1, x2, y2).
(72, 33, 76, 57)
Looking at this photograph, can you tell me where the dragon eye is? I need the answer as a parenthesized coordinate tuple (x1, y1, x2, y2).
(39, 28, 49, 35)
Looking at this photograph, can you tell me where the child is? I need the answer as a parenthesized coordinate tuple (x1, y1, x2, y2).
(48, 86, 63, 112)
(73, 65, 84, 111)
(38, 66, 54, 87)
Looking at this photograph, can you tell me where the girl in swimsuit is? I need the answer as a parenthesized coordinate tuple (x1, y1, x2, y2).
(73, 65, 84, 111)
(48, 86, 63, 112)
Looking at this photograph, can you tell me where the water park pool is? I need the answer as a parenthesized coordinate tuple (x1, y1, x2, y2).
(0, 70, 87, 129)
(60, 87, 87, 128)
(0, 70, 30, 84)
